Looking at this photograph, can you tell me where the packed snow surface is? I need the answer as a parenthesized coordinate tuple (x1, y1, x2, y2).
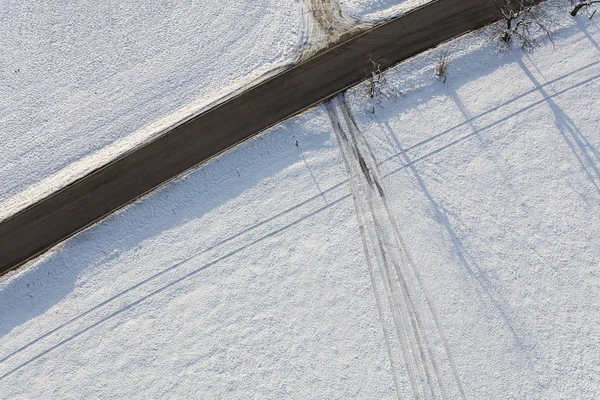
(2, 0, 600, 398)
(339, 0, 429, 21)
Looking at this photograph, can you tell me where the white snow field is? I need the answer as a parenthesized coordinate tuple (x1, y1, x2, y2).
(0, 0, 306, 220)
(2, 0, 600, 398)
(0, 0, 418, 222)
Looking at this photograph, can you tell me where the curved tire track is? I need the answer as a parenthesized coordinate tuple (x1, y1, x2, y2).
(301, 0, 370, 61)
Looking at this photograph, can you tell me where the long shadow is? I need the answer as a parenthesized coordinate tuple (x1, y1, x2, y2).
(380, 120, 538, 361)
(518, 58, 600, 194)
(0, 192, 349, 381)
(3, 10, 597, 379)
(376, 57, 600, 169)
(0, 118, 330, 342)
(575, 15, 600, 54)
(377, 67, 600, 179)
(445, 82, 508, 176)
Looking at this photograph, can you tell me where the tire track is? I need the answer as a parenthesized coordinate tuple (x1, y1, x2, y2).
(325, 93, 466, 399)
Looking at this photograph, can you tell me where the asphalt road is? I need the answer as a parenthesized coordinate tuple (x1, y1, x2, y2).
(0, 0, 526, 274)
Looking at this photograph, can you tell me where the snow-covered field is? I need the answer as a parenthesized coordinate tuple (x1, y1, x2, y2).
(2, 0, 600, 398)
(0, 0, 413, 221)
(0, 0, 306, 220)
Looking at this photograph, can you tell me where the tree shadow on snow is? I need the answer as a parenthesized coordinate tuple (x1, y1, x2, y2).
(517, 57, 600, 194)
(380, 121, 540, 365)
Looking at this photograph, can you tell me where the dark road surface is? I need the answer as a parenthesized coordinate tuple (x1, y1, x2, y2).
(0, 0, 527, 274)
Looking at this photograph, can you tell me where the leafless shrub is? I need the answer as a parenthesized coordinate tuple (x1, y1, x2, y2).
(570, 0, 600, 17)
(496, 0, 554, 51)
(435, 55, 450, 83)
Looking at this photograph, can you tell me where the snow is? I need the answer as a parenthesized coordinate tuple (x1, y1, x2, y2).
(0, 0, 425, 221)
(0, 0, 306, 221)
(0, 109, 397, 398)
(2, 0, 600, 398)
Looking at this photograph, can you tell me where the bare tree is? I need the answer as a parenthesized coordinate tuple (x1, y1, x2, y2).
(365, 59, 398, 112)
(570, 1, 600, 16)
(368, 59, 386, 100)
(496, 0, 553, 51)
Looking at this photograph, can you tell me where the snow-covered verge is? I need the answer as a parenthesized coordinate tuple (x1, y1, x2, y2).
(2, 0, 600, 398)
(0, 0, 306, 221)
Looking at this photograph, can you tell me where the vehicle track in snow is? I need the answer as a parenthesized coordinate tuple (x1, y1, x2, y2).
(325, 93, 465, 399)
